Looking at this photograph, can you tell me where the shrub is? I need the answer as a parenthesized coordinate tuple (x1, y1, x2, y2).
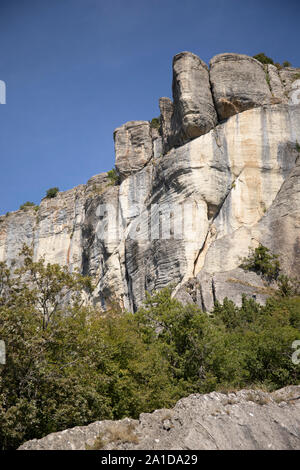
(45, 187, 59, 199)
(240, 244, 280, 282)
(150, 117, 160, 130)
(19, 201, 36, 211)
(282, 61, 292, 68)
(253, 53, 274, 65)
(107, 168, 120, 185)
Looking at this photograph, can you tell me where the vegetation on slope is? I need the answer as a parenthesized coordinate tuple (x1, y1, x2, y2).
(0, 245, 299, 449)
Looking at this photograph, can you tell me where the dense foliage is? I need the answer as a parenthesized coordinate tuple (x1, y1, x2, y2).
(0, 246, 299, 449)
(45, 187, 59, 199)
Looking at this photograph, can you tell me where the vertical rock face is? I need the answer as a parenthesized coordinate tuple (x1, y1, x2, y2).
(159, 97, 174, 153)
(210, 53, 272, 120)
(254, 155, 300, 279)
(0, 185, 86, 271)
(1, 52, 300, 312)
(170, 52, 217, 146)
(267, 64, 286, 103)
(114, 121, 153, 179)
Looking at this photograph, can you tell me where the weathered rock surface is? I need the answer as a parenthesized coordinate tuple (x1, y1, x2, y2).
(210, 53, 272, 120)
(267, 64, 286, 103)
(1, 52, 300, 312)
(114, 121, 153, 180)
(18, 386, 300, 450)
(0, 184, 86, 272)
(159, 97, 174, 153)
(176, 268, 270, 312)
(170, 52, 217, 146)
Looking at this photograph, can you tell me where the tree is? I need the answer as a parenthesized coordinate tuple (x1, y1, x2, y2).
(14, 245, 93, 330)
(240, 244, 280, 282)
(0, 248, 299, 449)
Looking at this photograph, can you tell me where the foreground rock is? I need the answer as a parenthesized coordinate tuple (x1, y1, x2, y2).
(18, 386, 300, 450)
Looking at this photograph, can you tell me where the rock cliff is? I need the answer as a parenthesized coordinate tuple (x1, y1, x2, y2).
(1, 52, 300, 311)
(18, 385, 300, 450)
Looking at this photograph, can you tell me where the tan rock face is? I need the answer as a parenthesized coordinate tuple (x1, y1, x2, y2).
(171, 51, 217, 146)
(159, 97, 174, 153)
(0, 185, 86, 272)
(210, 53, 272, 120)
(267, 64, 286, 103)
(114, 121, 153, 179)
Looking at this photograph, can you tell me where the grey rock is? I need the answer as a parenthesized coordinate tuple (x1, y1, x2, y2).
(171, 51, 217, 146)
(279, 67, 300, 93)
(254, 154, 300, 279)
(114, 121, 153, 179)
(18, 386, 300, 450)
(267, 64, 286, 103)
(159, 97, 174, 153)
(210, 53, 272, 120)
(176, 268, 270, 312)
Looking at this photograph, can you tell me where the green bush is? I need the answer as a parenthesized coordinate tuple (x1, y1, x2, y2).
(282, 61, 292, 68)
(45, 187, 59, 199)
(150, 117, 161, 130)
(19, 201, 36, 211)
(253, 53, 274, 65)
(240, 244, 280, 282)
(107, 168, 120, 185)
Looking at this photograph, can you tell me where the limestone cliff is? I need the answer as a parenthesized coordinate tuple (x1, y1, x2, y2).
(1, 52, 300, 311)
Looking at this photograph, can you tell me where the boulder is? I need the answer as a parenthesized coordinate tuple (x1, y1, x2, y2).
(114, 121, 153, 179)
(210, 53, 272, 120)
(171, 52, 217, 146)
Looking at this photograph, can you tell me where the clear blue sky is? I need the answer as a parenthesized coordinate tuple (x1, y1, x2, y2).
(0, 0, 299, 214)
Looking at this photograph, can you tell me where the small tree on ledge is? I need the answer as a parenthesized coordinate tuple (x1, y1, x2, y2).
(46, 187, 59, 199)
(240, 244, 280, 282)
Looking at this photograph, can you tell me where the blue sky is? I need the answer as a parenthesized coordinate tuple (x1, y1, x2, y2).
(0, 0, 299, 214)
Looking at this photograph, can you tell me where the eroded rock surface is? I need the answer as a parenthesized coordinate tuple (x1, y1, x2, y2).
(114, 121, 153, 179)
(170, 51, 217, 147)
(210, 53, 272, 120)
(18, 386, 300, 450)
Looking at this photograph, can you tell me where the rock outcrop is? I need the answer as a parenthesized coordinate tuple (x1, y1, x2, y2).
(1, 51, 300, 311)
(114, 121, 153, 179)
(170, 52, 217, 147)
(210, 53, 272, 120)
(18, 386, 300, 450)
